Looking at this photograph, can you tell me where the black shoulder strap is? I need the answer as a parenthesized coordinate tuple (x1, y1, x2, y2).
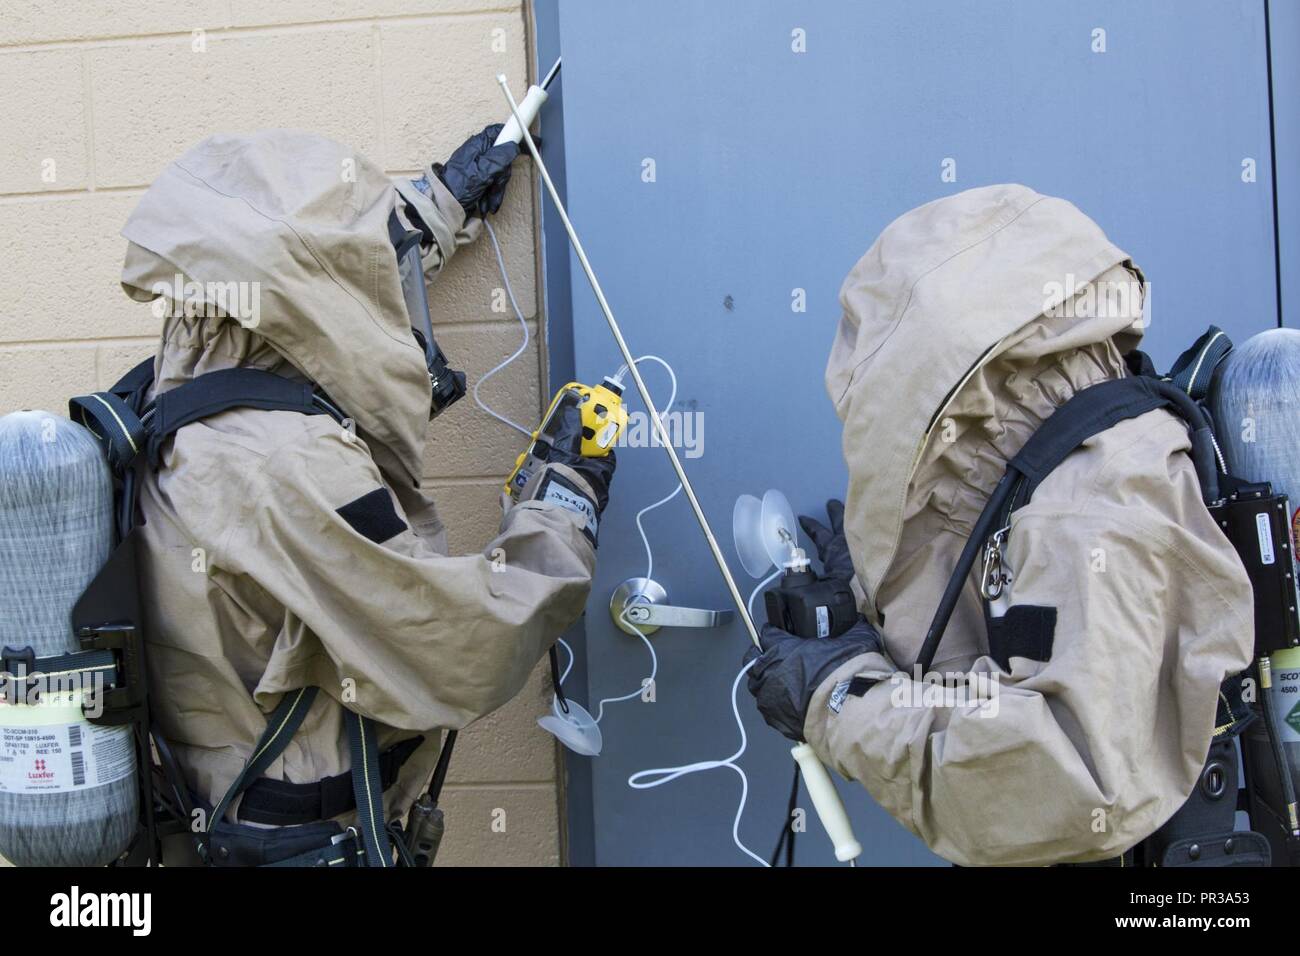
(70, 363, 344, 538)
(915, 370, 1224, 673)
(1164, 326, 1233, 401)
(1011, 376, 1220, 505)
(72, 361, 341, 469)
(143, 368, 326, 466)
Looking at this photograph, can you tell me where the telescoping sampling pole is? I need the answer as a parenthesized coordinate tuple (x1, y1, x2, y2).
(496, 73, 863, 865)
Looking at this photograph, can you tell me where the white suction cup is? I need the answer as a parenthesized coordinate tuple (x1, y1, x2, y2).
(538, 695, 602, 757)
(733, 489, 800, 577)
(733, 494, 769, 577)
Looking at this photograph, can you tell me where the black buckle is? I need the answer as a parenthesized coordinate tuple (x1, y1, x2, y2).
(0, 646, 38, 704)
(77, 623, 145, 726)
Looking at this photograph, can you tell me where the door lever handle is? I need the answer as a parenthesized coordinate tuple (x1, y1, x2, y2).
(609, 577, 735, 635)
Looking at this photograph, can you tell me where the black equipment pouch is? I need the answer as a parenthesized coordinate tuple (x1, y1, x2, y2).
(206, 820, 354, 868)
(1142, 740, 1271, 866)
(764, 568, 858, 640)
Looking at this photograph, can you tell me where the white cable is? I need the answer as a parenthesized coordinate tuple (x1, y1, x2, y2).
(621, 571, 781, 867)
(594, 606, 659, 724)
(625, 356, 679, 583)
(748, 568, 781, 622)
(592, 355, 678, 724)
(474, 219, 533, 437)
(627, 658, 768, 867)
(556, 637, 574, 685)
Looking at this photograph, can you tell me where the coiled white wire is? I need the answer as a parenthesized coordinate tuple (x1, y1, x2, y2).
(480, 219, 774, 866)
(592, 355, 677, 724)
(625, 568, 780, 867)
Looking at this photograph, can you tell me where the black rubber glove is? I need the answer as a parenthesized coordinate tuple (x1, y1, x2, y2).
(545, 401, 616, 515)
(799, 498, 855, 584)
(433, 124, 520, 217)
(744, 618, 882, 741)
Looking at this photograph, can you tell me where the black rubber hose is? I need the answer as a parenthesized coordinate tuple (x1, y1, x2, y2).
(427, 729, 457, 805)
(915, 471, 1018, 674)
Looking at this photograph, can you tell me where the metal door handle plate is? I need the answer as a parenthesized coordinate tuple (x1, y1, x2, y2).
(609, 577, 735, 635)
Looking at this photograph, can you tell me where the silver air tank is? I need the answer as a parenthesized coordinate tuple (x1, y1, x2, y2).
(1211, 328, 1300, 844)
(0, 411, 137, 865)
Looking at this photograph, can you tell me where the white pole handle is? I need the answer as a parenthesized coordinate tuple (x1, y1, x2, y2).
(792, 742, 863, 863)
(495, 85, 549, 146)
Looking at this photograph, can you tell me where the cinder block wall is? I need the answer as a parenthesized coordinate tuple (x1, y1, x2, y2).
(0, 1, 562, 866)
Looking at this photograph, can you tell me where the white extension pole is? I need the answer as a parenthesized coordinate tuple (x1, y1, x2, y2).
(496, 75, 862, 865)
(496, 74, 760, 649)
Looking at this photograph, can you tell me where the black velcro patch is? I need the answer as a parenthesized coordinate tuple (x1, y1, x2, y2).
(336, 488, 407, 544)
(986, 605, 1057, 671)
(846, 676, 877, 698)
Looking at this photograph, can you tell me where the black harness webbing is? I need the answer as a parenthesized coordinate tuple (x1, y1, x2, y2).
(198, 688, 393, 868)
(143, 367, 326, 466)
(238, 736, 421, 826)
(69, 363, 400, 867)
(344, 709, 394, 868)
(205, 687, 321, 845)
(915, 372, 1221, 674)
(71, 365, 333, 477)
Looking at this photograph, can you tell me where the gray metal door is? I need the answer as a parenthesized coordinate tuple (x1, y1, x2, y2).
(536, 0, 1282, 866)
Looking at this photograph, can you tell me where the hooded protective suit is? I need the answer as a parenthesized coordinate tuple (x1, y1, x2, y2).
(803, 184, 1253, 866)
(119, 130, 596, 831)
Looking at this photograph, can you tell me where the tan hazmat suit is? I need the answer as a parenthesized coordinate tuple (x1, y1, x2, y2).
(803, 184, 1254, 866)
(119, 131, 596, 831)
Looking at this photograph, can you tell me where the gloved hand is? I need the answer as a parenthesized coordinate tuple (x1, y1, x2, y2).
(433, 124, 520, 218)
(744, 618, 881, 741)
(799, 498, 855, 584)
(545, 401, 616, 515)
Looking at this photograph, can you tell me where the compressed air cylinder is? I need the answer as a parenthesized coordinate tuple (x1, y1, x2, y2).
(1211, 328, 1300, 805)
(1213, 328, 1300, 513)
(0, 411, 137, 866)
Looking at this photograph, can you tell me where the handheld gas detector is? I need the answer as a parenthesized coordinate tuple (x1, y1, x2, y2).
(505, 377, 626, 499)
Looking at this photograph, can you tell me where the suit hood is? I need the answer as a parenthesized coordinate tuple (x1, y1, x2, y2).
(120, 130, 432, 489)
(826, 184, 1146, 618)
